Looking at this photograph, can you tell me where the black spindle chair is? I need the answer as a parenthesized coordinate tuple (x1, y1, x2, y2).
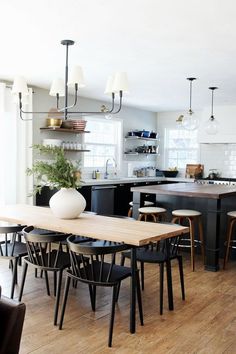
(121, 233, 185, 315)
(0, 222, 27, 299)
(18, 226, 71, 325)
(59, 236, 143, 347)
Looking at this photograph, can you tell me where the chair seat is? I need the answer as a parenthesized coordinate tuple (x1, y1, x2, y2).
(227, 211, 236, 218)
(0, 241, 27, 258)
(138, 207, 166, 214)
(172, 209, 201, 217)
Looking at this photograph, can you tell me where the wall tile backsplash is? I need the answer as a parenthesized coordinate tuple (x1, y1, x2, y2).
(200, 144, 236, 178)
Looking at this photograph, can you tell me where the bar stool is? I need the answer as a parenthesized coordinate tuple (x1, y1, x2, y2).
(171, 209, 205, 271)
(223, 211, 236, 269)
(128, 200, 154, 217)
(138, 207, 167, 222)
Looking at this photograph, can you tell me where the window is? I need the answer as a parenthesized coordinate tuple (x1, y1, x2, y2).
(164, 128, 199, 169)
(83, 117, 122, 170)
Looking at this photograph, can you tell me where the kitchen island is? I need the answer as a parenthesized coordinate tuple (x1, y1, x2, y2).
(131, 183, 236, 271)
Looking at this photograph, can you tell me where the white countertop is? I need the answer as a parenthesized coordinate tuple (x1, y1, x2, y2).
(81, 176, 195, 186)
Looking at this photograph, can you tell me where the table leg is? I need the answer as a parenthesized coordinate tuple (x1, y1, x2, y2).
(130, 247, 136, 333)
(132, 192, 141, 219)
(205, 199, 221, 271)
(165, 239, 174, 311)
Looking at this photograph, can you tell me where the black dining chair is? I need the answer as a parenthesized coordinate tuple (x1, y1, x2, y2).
(120, 233, 185, 315)
(0, 222, 27, 299)
(18, 226, 71, 325)
(59, 236, 143, 347)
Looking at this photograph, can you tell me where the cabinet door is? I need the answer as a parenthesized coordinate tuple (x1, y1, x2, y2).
(114, 183, 133, 216)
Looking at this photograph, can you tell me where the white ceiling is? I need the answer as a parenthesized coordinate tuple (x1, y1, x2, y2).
(1, 0, 236, 112)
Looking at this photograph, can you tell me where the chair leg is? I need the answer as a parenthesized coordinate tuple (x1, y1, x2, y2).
(188, 217, 195, 272)
(108, 285, 117, 347)
(198, 217, 205, 265)
(10, 257, 18, 299)
(223, 218, 236, 269)
(140, 261, 145, 290)
(151, 214, 157, 222)
(44, 271, 50, 296)
(59, 275, 71, 330)
(54, 272, 57, 297)
(18, 262, 28, 301)
(136, 270, 144, 326)
(177, 255, 185, 300)
(54, 270, 63, 326)
(159, 263, 164, 315)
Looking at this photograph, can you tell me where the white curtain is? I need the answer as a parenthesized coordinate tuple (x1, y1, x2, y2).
(0, 82, 33, 205)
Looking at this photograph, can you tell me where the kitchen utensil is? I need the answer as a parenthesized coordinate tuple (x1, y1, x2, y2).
(208, 169, 220, 179)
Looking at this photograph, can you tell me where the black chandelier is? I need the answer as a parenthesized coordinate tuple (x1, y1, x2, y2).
(12, 39, 129, 121)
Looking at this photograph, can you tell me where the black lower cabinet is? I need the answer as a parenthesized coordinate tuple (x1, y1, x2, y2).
(114, 183, 133, 216)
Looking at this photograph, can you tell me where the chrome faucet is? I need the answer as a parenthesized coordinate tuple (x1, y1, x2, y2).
(104, 158, 117, 179)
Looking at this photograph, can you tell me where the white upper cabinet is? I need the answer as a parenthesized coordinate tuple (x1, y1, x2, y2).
(198, 106, 236, 143)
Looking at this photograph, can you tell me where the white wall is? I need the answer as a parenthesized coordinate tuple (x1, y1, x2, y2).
(32, 87, 157, 177)
(157, 106, 236, 178)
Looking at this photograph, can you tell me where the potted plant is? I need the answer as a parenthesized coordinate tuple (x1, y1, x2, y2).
(27, 144, 86, 219)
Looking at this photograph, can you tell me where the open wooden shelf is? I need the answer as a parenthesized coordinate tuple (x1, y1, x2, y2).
(40, 128, 90, 133)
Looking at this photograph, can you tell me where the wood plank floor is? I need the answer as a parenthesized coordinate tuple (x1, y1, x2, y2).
(1, 254, 236, 354)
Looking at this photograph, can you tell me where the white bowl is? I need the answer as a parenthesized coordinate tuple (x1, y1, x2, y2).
(43, 139, 62, 147)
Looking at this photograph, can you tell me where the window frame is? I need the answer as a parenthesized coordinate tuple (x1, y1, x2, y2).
(81, 116, 123, 172)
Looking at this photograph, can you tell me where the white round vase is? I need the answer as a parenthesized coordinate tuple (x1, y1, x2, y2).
(49, 188, 86, 219)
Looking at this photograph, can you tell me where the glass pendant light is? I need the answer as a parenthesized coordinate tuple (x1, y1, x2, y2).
(182, 77, 199, 130)
(205, 87, 218, 135)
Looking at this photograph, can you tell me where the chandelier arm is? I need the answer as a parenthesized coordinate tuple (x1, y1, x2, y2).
(65, 92, 116, 115)
(19, 93, 50, 115)
(57, 84, 78, 112)
(112, 91, 123, 114)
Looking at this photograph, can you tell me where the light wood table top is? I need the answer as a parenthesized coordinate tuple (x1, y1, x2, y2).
(131, 183, 236, 199)
(0, 204, 189, 247)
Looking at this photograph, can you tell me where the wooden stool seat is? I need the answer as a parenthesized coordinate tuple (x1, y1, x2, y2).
(172, 209, 201, 217)
(172, 209, 205, 271)
(138, 207, 167, 222)
(128, 200, 154, 217)
(223, 211, 236, 269)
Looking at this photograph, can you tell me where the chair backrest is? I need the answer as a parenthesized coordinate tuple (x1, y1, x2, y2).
(22, 226, 69, 270)
(0, 294, 26, 354)
(0, 223, 25, 258)
(67, 235, 129, 285)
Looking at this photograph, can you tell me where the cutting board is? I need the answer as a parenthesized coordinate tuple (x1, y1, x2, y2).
(185, 164, 204, 178)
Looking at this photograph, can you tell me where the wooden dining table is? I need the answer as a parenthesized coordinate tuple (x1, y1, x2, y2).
(0, 204, 189, 334)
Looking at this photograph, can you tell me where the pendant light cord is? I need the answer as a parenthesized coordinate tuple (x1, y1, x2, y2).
(187, 78, 196, 115)
(209, 87, 218, 120)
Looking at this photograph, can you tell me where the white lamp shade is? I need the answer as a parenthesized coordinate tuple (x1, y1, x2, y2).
(49, 79, 65, 97)
(104, 75, 115, 95)
(68, 66, 85, 87)
(12, 76, 29, 96)
(112, 72, 129, 93)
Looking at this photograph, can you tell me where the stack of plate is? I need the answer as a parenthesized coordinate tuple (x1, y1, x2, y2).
(72, 120, 87, 130)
